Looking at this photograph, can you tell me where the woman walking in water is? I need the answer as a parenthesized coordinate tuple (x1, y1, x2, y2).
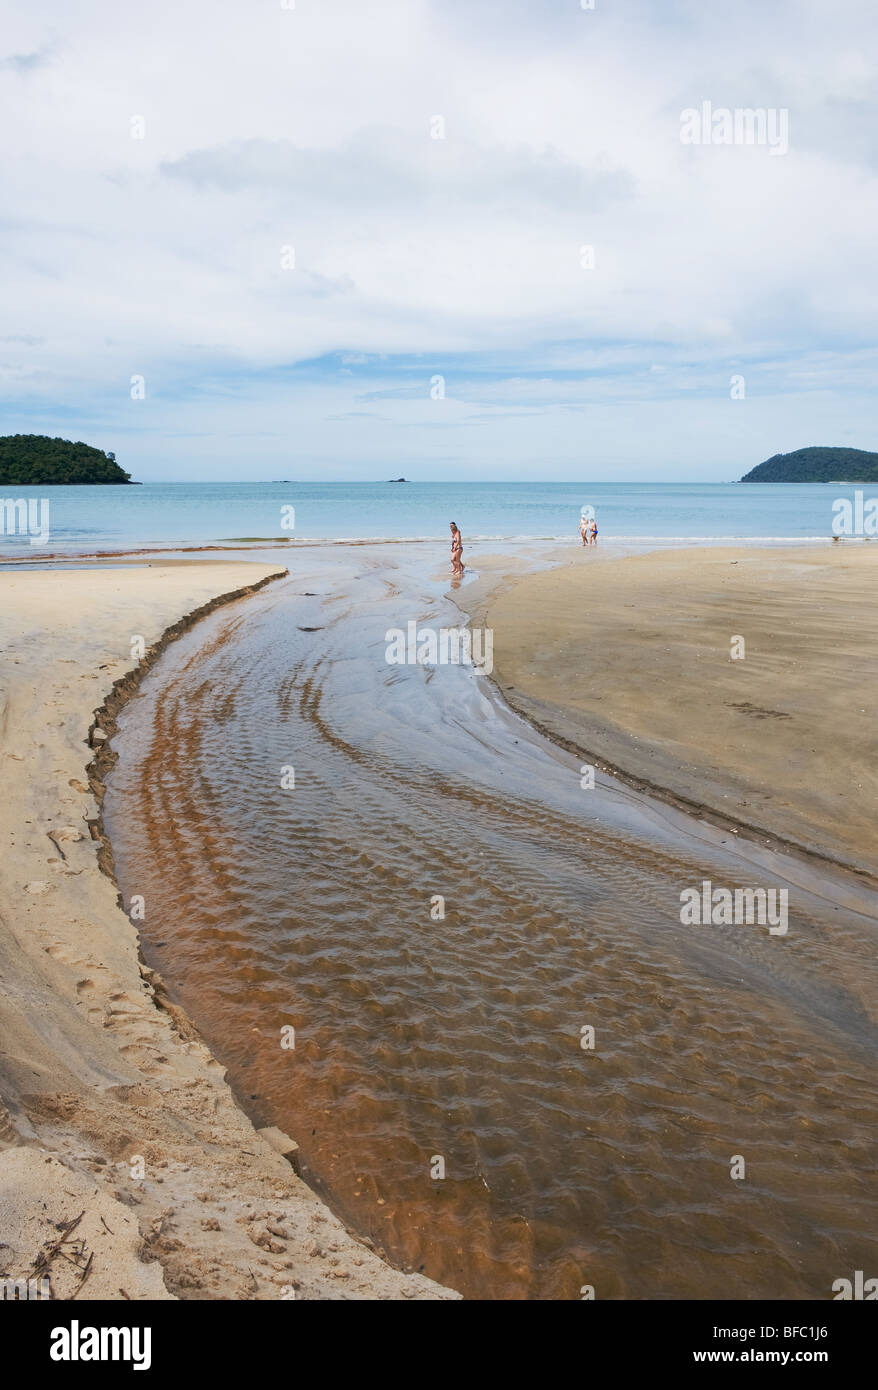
(450, 521, 465, 577)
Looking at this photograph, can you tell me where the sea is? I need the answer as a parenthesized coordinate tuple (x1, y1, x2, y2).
(0, 480, 862, 555)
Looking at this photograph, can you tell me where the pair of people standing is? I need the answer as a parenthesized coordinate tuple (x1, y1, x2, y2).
(579, 514, 598, 546)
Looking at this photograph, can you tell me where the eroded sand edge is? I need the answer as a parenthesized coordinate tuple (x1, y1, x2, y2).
(0, 561, 457, 1300)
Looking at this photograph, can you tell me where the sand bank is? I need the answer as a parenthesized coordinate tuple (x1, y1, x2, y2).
(0, 562, 456, 1300)
(462, 544, 878, 881)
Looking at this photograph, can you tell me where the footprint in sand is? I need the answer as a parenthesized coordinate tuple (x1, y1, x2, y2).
(118, 1041, 170, 1073)
(76, 978, 105, 1023)
(106, 990, 146, 1019)
(45, 942, 105, 971)
(55, 826, 85, 842)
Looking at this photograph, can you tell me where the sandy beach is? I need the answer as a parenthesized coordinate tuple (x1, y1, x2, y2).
(0, 561, 456, 1300)
(62, 538, 873, 1300)
(2, 541, 875, 1301)
(462, 544, 878, 882)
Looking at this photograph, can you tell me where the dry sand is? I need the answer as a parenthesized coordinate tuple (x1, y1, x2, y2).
(0, 562, 456, 1300)
(463, 544, 878, 882)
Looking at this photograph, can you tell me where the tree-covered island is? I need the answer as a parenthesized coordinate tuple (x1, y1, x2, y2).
(0, 435, 133, 485)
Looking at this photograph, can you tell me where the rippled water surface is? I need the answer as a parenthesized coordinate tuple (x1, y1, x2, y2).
(104, 545, 878, 1299)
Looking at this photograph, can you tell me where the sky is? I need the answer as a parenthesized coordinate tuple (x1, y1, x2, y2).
(1, 0, 876, 481)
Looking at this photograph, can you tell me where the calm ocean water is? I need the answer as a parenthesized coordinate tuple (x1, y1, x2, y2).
(0, 481, 858, 554)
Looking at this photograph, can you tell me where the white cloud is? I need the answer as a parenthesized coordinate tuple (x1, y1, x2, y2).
(0, 0, 876, 477)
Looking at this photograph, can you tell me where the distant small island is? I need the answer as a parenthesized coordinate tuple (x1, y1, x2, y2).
(388, 477, 407, 483)
(0, 434, 133, 485)
(741, 447, 878, 483)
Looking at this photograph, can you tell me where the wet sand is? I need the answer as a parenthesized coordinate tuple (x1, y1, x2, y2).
(463, 544, 878, 881)
(102, 543, 878, 1300)
(0, 561, 456, 1300)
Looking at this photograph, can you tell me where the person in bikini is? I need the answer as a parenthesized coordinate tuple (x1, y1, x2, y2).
(450, 521, 465, 576)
